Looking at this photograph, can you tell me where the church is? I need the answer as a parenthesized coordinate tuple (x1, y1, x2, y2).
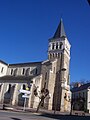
(0, 19, 71, 112)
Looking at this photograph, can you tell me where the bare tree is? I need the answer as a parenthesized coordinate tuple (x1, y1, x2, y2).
(33, 83, 49, 112)
(70, 79, 90, 88)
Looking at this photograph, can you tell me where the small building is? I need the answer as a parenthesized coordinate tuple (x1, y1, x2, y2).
(71, 83, 90, 113)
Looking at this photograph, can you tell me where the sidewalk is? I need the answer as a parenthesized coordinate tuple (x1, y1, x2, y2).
(0, 104, 90, 116)
(0, 104, 70, 115)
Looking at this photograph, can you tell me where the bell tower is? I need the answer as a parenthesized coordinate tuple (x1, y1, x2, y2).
(48, 19, 70, 61)
(48, 19, 71, 112)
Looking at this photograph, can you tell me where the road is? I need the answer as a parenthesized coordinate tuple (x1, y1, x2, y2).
(0, 110, 54, 120)
(0, 110, 90, 120)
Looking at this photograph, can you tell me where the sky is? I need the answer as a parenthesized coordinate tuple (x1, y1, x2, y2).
(0, 0, 90, 83)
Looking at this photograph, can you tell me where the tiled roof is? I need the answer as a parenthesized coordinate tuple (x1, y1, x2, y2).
(71, 83, 90, 92)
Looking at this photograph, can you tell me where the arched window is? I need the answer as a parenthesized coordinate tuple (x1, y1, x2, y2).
(56, 42, 58, 49)
(1, 67, 4, 73)
(11, 69, 13, 75)
(53, 53, 54, 58)
(52, 43, 55, 49)
(60, 42, 63, 49)
(22, 68, 25, 75)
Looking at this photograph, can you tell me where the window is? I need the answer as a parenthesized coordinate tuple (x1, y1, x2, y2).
(1, 67, 4, 73)
(50, 54, 52, 59)
(53, 53, 54, 57)
(52, 43, 55, 49)
(56, 43, 58, 49)
(22, 68, 25, 75)
(60, 42, 63, 49)
(8, 84, 11, 93)
(11, 69, 13, 75)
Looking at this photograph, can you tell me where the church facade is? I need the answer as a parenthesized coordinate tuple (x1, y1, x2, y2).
(0, 19, 71, 112)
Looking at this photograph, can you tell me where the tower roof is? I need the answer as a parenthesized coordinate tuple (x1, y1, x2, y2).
(53, 19, 66, 39)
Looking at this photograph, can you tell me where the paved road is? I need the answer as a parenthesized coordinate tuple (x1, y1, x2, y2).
(0, 110, 90, 120)
(0, 110, 54, 120)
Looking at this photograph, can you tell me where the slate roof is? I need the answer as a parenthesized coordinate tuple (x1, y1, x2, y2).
(0, 59, 42, 67)
(53, 19, 66, 39)
(9, 61, 42, 67)
(71, 83, 90, 92)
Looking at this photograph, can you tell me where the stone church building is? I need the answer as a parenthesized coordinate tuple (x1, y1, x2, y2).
(0, 19, 71, 112)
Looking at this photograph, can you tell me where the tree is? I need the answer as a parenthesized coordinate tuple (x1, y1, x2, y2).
(87, 0, 90, 5)
(33, 83, 49, 112)
(70, 79, 90, 88)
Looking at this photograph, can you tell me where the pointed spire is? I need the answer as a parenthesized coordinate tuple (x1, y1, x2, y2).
(53, 19, 66, 39)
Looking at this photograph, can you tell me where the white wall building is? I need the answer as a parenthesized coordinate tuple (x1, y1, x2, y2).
(71, 83, 90, 113)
